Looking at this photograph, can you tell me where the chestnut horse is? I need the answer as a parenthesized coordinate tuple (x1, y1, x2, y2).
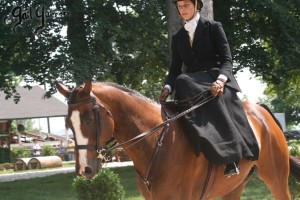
(55, 80, 300, 200)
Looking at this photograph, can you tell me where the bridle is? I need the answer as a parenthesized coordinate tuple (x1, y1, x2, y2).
(67, 97, 112, 158)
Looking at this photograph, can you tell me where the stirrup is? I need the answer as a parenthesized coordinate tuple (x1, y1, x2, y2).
(224, 162, 240, 178)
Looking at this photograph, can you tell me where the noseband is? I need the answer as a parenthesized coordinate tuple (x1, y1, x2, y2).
(68, 97, 112, 156)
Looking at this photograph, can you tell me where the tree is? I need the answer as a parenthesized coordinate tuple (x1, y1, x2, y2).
(263, 76, 300, 128)
(214, 0, 300, 80)
(1, 0, 168, 100)
(1, 0, 300, 126)
(213, 0, 300, 127)
(1, 0, 67, 99)
(10, 119, 36, 133)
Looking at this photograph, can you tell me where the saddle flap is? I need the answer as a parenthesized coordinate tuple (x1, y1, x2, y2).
(161, 101, 179, 119)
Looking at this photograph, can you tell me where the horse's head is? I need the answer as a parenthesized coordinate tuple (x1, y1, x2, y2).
(55, 80, 114, 179)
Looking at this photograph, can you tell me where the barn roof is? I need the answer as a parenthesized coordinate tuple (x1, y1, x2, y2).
(0, 86, 67, 120)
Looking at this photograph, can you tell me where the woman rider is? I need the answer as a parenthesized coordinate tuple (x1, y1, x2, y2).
(159, 0, 259, 177)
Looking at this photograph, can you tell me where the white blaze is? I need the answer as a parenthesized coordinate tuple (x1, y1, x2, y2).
(70, 110, 89, 171)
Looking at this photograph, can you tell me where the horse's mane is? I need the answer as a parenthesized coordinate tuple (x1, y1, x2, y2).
(95, 82, 158, 105)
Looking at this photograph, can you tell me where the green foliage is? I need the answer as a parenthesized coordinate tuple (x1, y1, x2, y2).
(215, 0, 300, 80)
(0, 148, 10, 164)
(289, 141, 300, 199)
(263, 79, 300, 127)
(41, 145, 57, 156)
(289, 174, 300, 200)
(10, 120, 37, 133)
(1, 0, 300, 123)
(10, 146, 31, 162)
(214, 0, 300, 126)
(1, 0, 168, 101)
(73, 168, 125, 200)
(1, 0, 65, 100)
(289, 141, 300, 157)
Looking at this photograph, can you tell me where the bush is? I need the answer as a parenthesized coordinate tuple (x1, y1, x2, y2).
(289, 141, 300, 156)
(73, 168, 125, 200)
(41, 145, 57, 156)
(10, 147, 31, 162)
(289, 176, 300, 200)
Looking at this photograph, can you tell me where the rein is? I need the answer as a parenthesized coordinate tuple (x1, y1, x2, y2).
(104, 90, 215, 156)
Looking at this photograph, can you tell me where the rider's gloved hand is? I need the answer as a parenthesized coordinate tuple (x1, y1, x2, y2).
(211, 79, 226, 96)
(158, 88, 170, 103)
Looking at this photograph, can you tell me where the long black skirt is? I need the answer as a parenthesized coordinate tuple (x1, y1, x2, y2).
(174, 72, 259, 164)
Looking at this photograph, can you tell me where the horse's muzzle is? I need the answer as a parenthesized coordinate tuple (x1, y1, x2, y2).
(78, 159, 102, 179)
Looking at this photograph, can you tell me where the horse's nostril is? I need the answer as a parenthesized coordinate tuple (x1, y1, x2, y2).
(84, 166, 93, 174)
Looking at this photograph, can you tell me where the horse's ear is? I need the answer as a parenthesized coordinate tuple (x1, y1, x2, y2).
(55, 80, 71, 99)
(83, 79, 92, 94)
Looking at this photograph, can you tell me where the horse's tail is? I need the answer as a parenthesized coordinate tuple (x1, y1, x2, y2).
(257, 103, 283, 130)
(290, 156, 300, 181)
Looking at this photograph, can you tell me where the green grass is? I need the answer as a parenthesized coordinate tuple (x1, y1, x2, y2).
(241, 171, 273, 200)
(114, 167, 143, 200)
(0, 166, 279, 200)
(0, 172, 76, 200)
(0, 166, 142, 200)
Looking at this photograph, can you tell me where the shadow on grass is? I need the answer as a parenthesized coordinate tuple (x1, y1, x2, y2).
(0, 166, 275, 200)
(0, 166, 142, 200)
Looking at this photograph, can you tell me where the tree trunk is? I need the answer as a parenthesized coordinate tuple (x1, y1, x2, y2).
(65, 0, 91, 83)
(202, 0, 214, 20)
(166, 0, 182, 56)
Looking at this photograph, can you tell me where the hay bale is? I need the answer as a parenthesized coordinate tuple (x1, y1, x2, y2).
(28, 156, 62, 170)
(14, 158, 31, 171)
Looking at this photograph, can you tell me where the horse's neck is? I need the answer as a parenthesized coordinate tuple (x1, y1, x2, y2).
(112, 97, 163, 173)
(101, 90, 202, 177)
(109, 95, 208, 185)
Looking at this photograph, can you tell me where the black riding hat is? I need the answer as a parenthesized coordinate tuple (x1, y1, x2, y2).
(173, 0, 203, 10)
